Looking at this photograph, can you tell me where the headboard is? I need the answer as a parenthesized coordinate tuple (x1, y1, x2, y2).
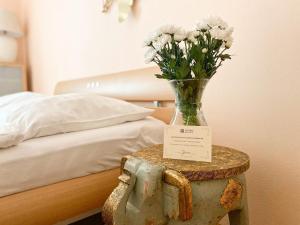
(54, 67, 175, 123)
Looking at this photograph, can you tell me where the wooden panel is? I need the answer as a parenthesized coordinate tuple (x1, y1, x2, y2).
(0, 168, 120, 225)
(54, 66, 174, 102)
(150, 107, 174, 124)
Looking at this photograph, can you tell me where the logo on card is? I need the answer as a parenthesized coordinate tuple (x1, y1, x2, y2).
(180, 128, 193, 134)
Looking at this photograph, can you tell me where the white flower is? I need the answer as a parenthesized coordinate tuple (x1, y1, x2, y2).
(171, 54, 176, 59)
(203, 16, 228, 29)
(210, 26, 225, 40)
(202, 48, 208, 53)
(179, 42, 187, 53)
(144, 47, 157, 64)
(174, 33, 186, 41)
(196, 17, 229, 36)
(152, 34, 171, 51)
(190, 30, 200, 37)
(196, 22, 209, 31)
(188, 36, 197, 44)
(225, 36, 233, 48)
(143, 38, 152, 47)
(187, 30, 200, 43)
(143, 30, 160, 47)
(160, 34, 172, 45)
(158, 24, 180, 35)
(144, 25, 181, 47)
(143, 39, 152, 47)
(225, 27, 234, 40)
(210, 26, 233, 42)
(174, 28, 187, 41)
(152, 41, 163, 51)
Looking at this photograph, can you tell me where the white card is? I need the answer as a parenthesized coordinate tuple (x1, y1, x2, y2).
(163, 125, 212, 162)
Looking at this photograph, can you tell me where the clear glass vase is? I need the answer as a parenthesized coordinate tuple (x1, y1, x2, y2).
(169, 79, 209, 126)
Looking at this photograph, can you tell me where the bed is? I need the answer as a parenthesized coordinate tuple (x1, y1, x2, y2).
(0, 67, 175, 225)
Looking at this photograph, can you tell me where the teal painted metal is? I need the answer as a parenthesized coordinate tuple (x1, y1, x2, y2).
(102, 157, 249, 225)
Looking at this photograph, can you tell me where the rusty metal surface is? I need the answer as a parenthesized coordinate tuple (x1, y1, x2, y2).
(132, 144, 250, 181)
(102, 179, 129, 225)
(163, 170, 192, 221)
(220, 179, 243, 210)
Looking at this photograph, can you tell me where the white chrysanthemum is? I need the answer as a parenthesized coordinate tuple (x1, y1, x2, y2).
(143, 39, 152, 47)
(174, 33, 186, 41)
(196, 22, 209, 31)
(179, 42, 186, 52)
(143, 38, 153, 47)
(187, 30, 200, 43)
(152, 34, 171, 51)
(190, 30, 200, 37)
(144, 25, 181, 47)
(143, 30, 160, 47)
(188, 36, 197, 44)
(225, 27, 234, 40)
(225, 36, 233, 48)
(160, 34, 172, 45)
(144, 47, 157, 64)
(202, 48, 208, 53)
(210, 26, 233, 42)
(204, 16, 228, 29)
(210, 27, 224, 40)
(173, 28, 187, 41)
(158, 24, 180, 35)
(152, 41, 162, 51)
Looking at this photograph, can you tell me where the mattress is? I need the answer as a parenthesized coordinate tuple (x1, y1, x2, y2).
(0, 117, 165, 197)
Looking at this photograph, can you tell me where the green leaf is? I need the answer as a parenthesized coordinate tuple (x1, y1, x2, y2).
(212, 39, 223, 50)
(192, 62, 207, 79)
(220, 54, 232, 61)
(155, 74, 164, 79)
(190, 46, 204, 64)
(175, 60, 190, 79)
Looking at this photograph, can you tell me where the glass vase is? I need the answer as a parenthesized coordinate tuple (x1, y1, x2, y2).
(169, 79, 209, 126)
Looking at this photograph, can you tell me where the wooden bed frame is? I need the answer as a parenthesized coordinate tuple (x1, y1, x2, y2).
(0, 67, 174, 225)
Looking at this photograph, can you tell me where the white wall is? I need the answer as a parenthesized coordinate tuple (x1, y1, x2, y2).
(24, 0, 300, 224)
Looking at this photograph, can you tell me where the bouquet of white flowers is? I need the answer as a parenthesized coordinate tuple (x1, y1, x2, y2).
(144, 16, 233, 80)
(144, 17, 234, 126)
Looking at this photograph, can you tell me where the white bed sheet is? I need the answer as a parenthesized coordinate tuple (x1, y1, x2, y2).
(0, 117, 165, 197)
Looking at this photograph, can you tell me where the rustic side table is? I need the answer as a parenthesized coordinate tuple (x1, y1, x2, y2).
(103, 144, 250, 225)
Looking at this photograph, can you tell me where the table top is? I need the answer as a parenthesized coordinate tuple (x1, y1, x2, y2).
(131, 144, 250, 181)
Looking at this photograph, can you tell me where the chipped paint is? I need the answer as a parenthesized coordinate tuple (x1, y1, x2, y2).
(220, 179, 243, 210)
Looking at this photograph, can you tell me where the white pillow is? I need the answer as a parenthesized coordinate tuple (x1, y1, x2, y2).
(0, 92, 44, 108)
(0, 92, 45, 124)
(0, 93, 153, 148)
